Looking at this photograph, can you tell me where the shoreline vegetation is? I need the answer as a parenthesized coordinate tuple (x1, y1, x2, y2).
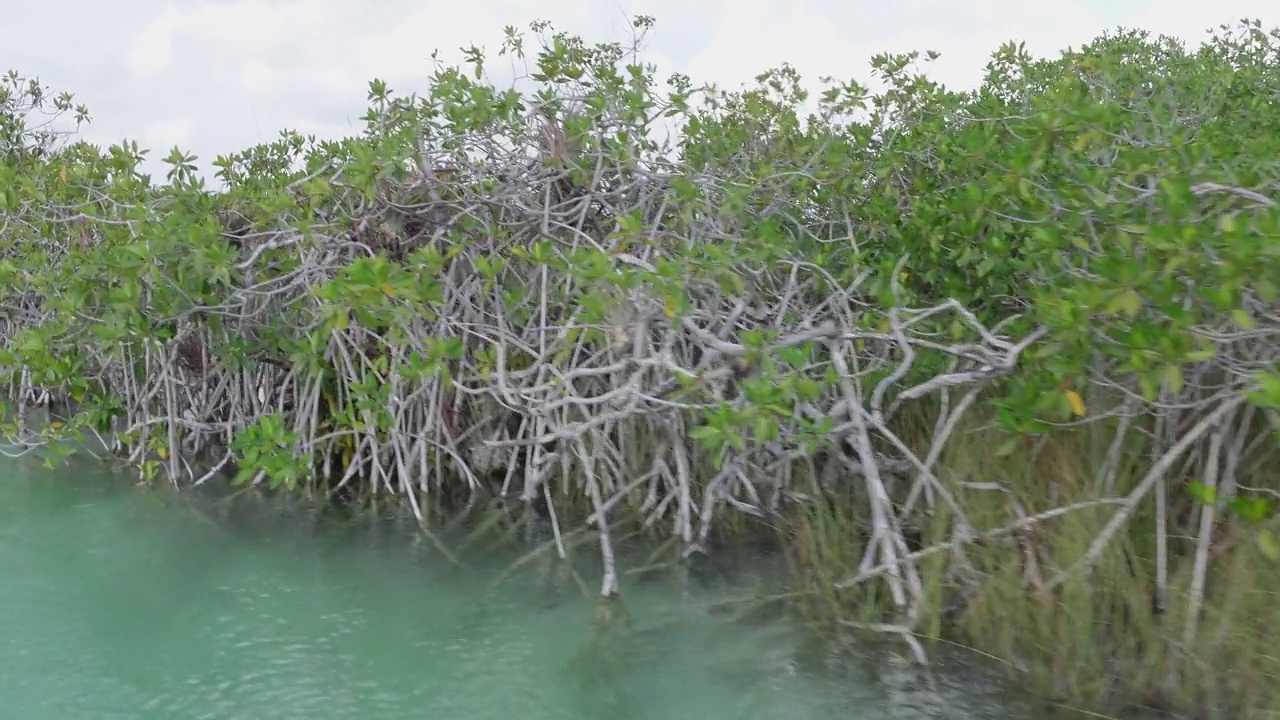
(2, 15, 1279, 718)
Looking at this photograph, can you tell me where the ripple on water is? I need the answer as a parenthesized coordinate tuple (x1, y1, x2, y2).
(0, 526, 149, 716)
(2, 465, 1051, 720)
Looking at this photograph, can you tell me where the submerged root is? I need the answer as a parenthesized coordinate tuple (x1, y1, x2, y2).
(592, 593, 634, 638)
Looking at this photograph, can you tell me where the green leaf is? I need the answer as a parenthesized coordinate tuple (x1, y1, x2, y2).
(1228, 496, 1273, 523)
(754, 416, 778, 442)
(1258, 529, 1280, 562)
(1231, 309, 1256, 331)
(688, 425, 721, 441)
(994, 438, 1020, 457)
(1186, 481, 1217, 506)
(670, 176, 698, 202)
(1185, 347, 1216, 363)
(1248, 372, 1280, 408)
(1105, 289, 1142, 317)
(233, 466, 257, 485)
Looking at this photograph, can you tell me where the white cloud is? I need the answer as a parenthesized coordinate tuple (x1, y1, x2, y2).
(7, 0, 1279, 181)
(1121, 0, 1280, 46)
(236, 61, 281, 97)
(141, 118, 195, 150)
(684, 0, 1110, 100)
(126, 9, 179, 79)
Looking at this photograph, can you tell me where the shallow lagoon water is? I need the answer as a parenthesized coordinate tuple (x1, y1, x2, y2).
(0, 456, 1068, 719)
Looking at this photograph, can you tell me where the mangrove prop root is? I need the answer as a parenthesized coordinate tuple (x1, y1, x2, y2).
(2, 39, 1279, 674)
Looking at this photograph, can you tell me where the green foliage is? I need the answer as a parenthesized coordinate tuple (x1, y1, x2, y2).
(231, 414, 305, 490)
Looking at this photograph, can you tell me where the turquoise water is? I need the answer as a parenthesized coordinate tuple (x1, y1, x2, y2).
(0, 456, 1047, 719)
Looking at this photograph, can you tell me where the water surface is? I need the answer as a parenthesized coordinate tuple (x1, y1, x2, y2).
(1, 456, 1054, 719)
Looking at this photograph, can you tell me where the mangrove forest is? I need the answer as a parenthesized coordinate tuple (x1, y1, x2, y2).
(2, 15, 1279, 719)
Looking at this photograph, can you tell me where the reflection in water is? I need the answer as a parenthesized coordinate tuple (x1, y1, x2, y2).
(0, 457, 1051, 719)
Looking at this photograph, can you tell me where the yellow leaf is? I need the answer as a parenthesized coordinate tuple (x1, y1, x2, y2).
(157, 446, 169, 460)
(663, 295, 677, 318)
(380, 283, 397, 298)
(1065, 390, 1086, 418)
(49, 421, 64, 430)
(59, 165, 68, 183)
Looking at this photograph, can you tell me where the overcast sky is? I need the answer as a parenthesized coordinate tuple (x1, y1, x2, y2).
(5, 0, 1279, 181)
